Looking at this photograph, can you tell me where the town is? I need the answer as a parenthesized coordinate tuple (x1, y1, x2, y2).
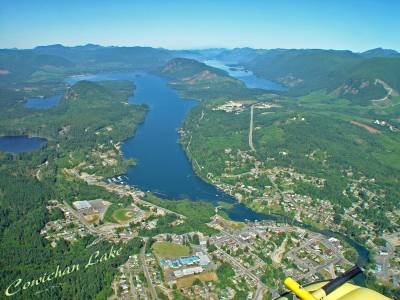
(41, 189, 375, 300)
(37, 127, 397, 299)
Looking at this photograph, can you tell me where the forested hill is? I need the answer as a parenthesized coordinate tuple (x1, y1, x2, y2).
(0, 49, 74, 84)
(360, 47, 400, 58)
(159, 58, 264, 100)
(0, 45, 184, 87)
(160, 57, 227, 79)
(0, 79, 147, 299)
(33, 44, 174, 70)
(242, 48, 400, 102)
(2, 45, 399, 105)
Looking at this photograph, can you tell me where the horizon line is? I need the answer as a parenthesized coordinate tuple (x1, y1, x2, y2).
(1, 43, 399, 54)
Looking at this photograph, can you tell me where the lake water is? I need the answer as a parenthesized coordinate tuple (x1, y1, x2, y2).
(65, 72, 369, 269)
(66, 72, 268, 221)
(204, 60, 287, 91)
(25, 95, 62, 109)
(0, 136, 47, 153)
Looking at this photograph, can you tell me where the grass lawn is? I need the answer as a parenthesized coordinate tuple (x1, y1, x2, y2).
(152, 242, 190, 258)
(112, 208, 135, 222)
(104, 204, 135, 224)
(176, 272, 218, 288)
(103, 203, 119, 223)
(214, 215, 245, 231)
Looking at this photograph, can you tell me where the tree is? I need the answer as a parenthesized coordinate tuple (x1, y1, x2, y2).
(192, 233, 200, 245)
(193, 278, 202, 286)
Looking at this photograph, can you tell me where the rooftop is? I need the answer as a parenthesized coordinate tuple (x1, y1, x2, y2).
(72, 200, 91, 210)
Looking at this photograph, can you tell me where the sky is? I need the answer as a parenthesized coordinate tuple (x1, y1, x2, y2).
(0, 0, 399, 51)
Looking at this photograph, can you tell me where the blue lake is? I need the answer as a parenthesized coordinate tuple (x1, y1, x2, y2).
(65, 71, 369, 268)
(204, 60, 287, 91)
(0, 136, 47, 153)
(25, 95, 62, 109)
(66, 72, 267, 221)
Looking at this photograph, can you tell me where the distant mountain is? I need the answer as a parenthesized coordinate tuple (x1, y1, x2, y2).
(0, 45, 180, 85)
(0, 49, 74, 83)
(3, 45, 400, 105)
(193, 48, 226, 59)
(245, 49, 361, 93)
(241, 48, 400, 103)
(33, 44, 174, 69)
(361, 47, 400, 58)
(215, 47, 269, 63)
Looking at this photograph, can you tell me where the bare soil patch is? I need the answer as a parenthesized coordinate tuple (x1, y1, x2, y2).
(176, 272, 218, 288)
(351, 120, 381, 134)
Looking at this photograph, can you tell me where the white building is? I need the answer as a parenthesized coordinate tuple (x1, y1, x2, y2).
(196, 252, 211, 266)
(72, 200, 91, 210)
(174, 266, 203, 278)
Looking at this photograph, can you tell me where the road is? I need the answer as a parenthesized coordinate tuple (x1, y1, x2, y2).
(253, 284, 266, 300)
(86, 236, 105, 248)
(286, 235, 349, 280)
(249, 104, 256, 152)
(267, 175, 284, 202)
(135, 197, 186, 219)
(140, 240, 158, 300)
(68, 167, 187, 219)
(199, 109, 205, 121)
(271, 237, 288, 264)
(372, 79, 397, 102)
(63, 201, 99, 235)
(126, 264, 138, 300)
(215, 246, 265, 287)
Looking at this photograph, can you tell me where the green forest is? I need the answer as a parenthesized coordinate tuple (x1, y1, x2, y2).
(0, 79, 147, 298)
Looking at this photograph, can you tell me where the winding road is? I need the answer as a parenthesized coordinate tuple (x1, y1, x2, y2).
(372, 79, 397, 103)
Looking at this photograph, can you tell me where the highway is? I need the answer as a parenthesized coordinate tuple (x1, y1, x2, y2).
(140, 240, 158, 300)
(249, 104, 256, 151)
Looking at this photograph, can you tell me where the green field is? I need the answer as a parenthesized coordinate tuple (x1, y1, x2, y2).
(104, 205, 136, 223)
(103, 203, 135, 224)
(112, 208, 135, 222)
(152, 242, 190, 258)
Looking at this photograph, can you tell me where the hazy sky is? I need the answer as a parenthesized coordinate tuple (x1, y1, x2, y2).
(0, 0, 399, 51)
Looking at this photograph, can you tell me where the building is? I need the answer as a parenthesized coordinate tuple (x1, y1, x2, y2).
(72, 200, 91, 211)
(196, 252, 211, 266)
(174, 266, 203, 278)
(160, 255, 201, 269)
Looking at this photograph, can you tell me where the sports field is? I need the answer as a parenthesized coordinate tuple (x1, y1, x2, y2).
(152, 241, 190, 258)
(112, 208, 135, 223)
